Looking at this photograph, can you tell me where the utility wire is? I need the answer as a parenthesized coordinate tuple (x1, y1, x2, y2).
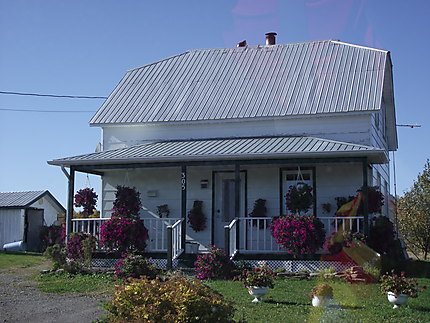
(0, 91, 107, 99)
(0, 108, 95, 113)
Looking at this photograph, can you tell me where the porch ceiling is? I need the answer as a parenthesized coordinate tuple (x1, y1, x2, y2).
(48, 136, 387, 168)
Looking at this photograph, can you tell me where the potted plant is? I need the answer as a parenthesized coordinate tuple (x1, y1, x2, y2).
(309, 283, 333, 307)
(237, 265, 275, 302)
(380, 270, 421, 308)
(188, 200, 206, 232)
(156, 204, 170, 218)
(249, 199, 267, 229)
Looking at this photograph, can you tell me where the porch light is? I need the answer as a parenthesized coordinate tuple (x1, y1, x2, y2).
(200, 180, 209, 189)
(147, 190, 158, 197)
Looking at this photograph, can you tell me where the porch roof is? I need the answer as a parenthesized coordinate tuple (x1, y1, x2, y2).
(48, 136, 387, 167)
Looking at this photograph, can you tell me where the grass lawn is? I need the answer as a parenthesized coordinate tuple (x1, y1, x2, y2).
(2, 253, 430, 322)
(36, 272, 115, 296)
(208, 277, 430, 323)
(0, 252, 46, 270)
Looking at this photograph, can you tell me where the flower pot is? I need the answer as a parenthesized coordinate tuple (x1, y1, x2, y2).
(311, 295, 331, 307)
(185, 242, 199, 254)
(248, 286, 268, 303)
(387, 292, 409, 309)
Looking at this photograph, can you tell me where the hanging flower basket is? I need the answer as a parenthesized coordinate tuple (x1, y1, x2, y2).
(285, 183, 313, 215)
(74, 188, 98, 217)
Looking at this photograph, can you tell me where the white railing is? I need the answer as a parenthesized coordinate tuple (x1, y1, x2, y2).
(71, 217, 182, 253)
(171, 219, 184, 259)
(319, 216, 364, 236)
(224, 216, 365, 257)
(144, 218, 182, 252)
(224, 218, 238, 258)
(72, 218, 109, 244)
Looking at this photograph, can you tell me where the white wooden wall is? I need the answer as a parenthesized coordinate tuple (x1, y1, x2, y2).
(29, 197, 63, 226)
(102, 114, 372, 151)
(0, 209, 25, 249)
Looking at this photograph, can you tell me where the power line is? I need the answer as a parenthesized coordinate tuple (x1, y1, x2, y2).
(0, 91, 107, 99)
(0, 108, 96, 113)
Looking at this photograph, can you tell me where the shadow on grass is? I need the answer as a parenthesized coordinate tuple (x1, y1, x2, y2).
(410, 306, 430, 312)
(265, 299, 308, 306)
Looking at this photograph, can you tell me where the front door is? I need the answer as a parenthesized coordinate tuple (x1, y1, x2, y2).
(213, 171, 246, 248)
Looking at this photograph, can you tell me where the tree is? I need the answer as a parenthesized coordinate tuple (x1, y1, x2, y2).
(397, 160, 430, 260)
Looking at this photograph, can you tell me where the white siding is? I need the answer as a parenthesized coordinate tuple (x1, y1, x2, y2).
(315, 163, 363, 216)
(0, 209, 25, 249)
(29, 197, 63, 226)
(246, 166, 279, 218)
(102, 114, 372, 151)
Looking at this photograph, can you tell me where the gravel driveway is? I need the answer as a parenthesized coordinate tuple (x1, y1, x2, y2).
(0, 264, 108, 323)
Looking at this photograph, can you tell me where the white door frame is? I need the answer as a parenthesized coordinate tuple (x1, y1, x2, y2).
(212, 170, 247, 249)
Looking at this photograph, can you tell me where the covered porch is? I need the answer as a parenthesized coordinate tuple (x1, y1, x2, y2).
(48, 136, 387, 263)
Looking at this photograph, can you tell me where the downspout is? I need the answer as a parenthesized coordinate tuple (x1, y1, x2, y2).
(362, 159, 369, 235)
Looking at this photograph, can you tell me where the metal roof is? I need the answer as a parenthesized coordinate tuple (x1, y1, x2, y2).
(0, 191, 66, 212)
(49, 136, 387, 166)
(0, 191, 43, 208)
(90, 40, 389, 125)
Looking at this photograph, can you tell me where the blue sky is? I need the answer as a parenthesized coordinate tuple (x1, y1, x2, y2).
(0, 0, 429, 208)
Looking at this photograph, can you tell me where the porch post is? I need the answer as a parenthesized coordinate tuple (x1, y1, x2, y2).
(234, 163, 240, 216)
(234, 163, 240, 250)
(181, 165, 187, 248)
(167, 225, 173, 270)
(66, 167, 75, 243)
(362, 159, 369, 235)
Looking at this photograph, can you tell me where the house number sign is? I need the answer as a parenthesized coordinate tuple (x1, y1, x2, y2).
(181, 172, 186, 191)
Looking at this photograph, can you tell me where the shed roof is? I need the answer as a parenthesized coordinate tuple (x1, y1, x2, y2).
(90, 40, 390, 125)
(48, 136, 387, 167)
(0, 190, 65, 212)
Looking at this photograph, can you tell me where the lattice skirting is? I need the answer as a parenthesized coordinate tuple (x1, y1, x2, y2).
(92, 257, 351, 272)
(234, 260, 354, 272)
(92, 258, 179, 269)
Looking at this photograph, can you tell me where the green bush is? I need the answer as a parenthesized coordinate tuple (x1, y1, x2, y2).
(114, 253, 159, 279)
(44, 244, 67, 270)
(105, 276, 235, 322)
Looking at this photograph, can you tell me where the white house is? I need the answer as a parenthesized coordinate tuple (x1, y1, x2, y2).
(0, 190, 65, 251)
(49, 35, 397, 263)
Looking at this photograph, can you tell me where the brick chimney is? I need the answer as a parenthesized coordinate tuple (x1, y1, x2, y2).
(265, 32, 277, 45)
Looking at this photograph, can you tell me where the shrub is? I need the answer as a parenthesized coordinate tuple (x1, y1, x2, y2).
(66, 233, 95, 260)
(114, 253, 159, 280)
(74, 188, 98, 217)
(99, 216, 148, 253)
(105, 277, 236, 322)
(326, 230, 366, 254)
(40, 224, 66, 251)
(44, 244, 67, 270)
(65, 232, 96, 271)
(367, 216, 396, 255)
(194, 246, 234, 280)
(270, 215, 325, 255)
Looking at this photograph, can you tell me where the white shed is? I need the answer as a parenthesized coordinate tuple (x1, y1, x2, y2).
(0, 191, 65, 251)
